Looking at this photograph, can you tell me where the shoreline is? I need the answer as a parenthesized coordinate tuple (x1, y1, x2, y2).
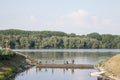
(5, 62, 34, 80)
(97, 66, 120, 80)
(96, 54, 120, 80)
(0, 51, 36, 80)
(8, 52, 36, 80)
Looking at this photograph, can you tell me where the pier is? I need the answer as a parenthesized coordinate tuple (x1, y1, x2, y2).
(36, 64, 94, 69)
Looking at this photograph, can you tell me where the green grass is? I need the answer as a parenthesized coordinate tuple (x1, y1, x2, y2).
(0, 49, 16, 60)
(98, 61, 103, 66)
(97, 57, 110, 67)
(3, 68, 16, 77)
(0, 75, 5, 80)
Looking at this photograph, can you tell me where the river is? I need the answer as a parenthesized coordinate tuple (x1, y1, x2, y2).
(13, 49, 120, 80)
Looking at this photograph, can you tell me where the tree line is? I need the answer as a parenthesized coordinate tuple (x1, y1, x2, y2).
(0, 29, 120, 49)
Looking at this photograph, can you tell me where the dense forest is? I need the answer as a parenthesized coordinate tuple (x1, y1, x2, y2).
(0, 29, 120, 49)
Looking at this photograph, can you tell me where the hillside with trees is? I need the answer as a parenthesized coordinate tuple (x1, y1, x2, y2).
(0, 29, 120, 49)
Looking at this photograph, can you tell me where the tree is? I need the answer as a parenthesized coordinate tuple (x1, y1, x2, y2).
(87, 32, 102, 40)
(0, 29, 120, 49)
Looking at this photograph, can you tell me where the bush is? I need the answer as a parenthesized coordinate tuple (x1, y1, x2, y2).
(0, 49, 16, 60)
(11, 68, 17, 73)
(3, 69, 13, 77)
(98, 61, 103, 66)
(0, 75, 5, 80)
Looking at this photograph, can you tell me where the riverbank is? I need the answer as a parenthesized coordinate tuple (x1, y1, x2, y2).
(0, 51, 34, 80)
(97, 54, 120, 80)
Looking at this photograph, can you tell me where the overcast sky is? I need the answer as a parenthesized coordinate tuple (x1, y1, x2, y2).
(0, 0, 120, 35)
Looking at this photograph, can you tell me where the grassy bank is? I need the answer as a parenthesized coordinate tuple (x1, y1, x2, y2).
(98, 54, 120, 79)
(0, 49, 33, 80)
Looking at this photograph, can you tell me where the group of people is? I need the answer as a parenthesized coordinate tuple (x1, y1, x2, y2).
(39, 59, 75, 64)
(64, 59, 75, 64)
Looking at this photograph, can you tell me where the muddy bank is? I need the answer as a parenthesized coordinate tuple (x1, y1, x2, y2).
(0, 52, 35, 80)
(97, 54, 120, 80)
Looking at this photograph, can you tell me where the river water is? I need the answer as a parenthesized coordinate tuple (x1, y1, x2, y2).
(13, 49, 120, 80)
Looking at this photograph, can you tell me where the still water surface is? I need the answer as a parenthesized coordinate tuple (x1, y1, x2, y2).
(14, 49, 119, 80)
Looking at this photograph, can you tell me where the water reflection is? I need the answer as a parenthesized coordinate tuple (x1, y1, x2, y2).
(36, 68, 76, 75)
(33, 67, 109, 80)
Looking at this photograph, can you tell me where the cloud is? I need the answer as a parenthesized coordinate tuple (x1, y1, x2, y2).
(91, 16, 112, 28)
(30, 16, 38, 22)
(55, 9, 89, 28)
(91, 16, 99, 27)
(29, 15, 42, 28)
(52, 9, 115, 34)
(102, 18, 111, 26)
(65, 9, 88, 18)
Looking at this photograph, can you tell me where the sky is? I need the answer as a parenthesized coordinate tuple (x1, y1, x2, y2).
(0, 0, 120, 35)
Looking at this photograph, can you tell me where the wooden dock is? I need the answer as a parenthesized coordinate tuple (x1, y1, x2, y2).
(36, 64, 94, 69)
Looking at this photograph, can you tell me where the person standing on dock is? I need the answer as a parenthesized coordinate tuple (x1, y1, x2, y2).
(72, 59, 74, 64)
(66, 61, 69, 64)
(39, 61, 42, 64)
(52, 60, 54, 64)
(45, 61, 48, 64)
